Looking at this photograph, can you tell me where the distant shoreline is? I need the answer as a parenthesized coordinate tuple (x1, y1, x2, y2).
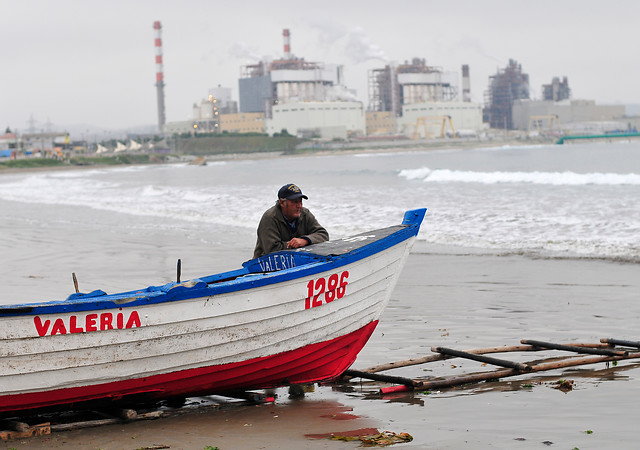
(0, 136, 554, 176)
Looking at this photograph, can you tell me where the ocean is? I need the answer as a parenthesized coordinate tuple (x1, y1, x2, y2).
(1, 140, 639, 448)
(1, 141, 638, 271)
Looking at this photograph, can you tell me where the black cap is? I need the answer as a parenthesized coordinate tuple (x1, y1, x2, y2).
(278, 183, 308, 200)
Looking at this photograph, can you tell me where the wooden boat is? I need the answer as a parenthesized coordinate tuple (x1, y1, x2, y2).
(0, 208, 426, 415)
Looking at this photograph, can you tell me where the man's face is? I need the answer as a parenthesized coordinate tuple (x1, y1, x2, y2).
(280, 197, 303, 221)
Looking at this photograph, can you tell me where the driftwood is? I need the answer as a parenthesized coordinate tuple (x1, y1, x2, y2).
(415, 353, 640, 391)
(49, 410, 164, 432)
(0, 410, 165, 439)
(350, 342, 613, 377)
(0, 423, 51, 441)
(521, 339, 627, 357)
(340, 338, 640, 393)
(1, 388, 271, 439)
(431, 346, 532, 371)
(602, 337, 640, 348)
(343, 369, 418, 387)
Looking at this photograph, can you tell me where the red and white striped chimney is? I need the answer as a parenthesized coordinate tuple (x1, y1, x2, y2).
(153, 21, 166, 131)
(283, 28, 291, 60)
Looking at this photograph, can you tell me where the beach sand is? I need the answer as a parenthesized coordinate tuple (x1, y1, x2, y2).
(4, 248, 640, 449)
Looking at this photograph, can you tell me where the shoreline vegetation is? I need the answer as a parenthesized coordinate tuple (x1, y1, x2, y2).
(0, 134, 557, 174)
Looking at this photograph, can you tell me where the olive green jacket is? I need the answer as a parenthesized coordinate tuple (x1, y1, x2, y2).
(253, 202, 329, 259)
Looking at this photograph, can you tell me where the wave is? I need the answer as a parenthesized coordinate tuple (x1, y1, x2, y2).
(399, 167, 640, 185)
(1, 164, 638, 263)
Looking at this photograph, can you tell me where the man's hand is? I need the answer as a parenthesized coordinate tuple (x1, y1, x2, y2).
(287, 237, 308, 249)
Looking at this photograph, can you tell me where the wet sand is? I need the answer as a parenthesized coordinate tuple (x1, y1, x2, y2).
(7, 395, 380, 449)
(4, 246, 640, 449)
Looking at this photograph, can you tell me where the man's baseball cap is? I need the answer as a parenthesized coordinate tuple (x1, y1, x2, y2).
(278, 183, 308, 200)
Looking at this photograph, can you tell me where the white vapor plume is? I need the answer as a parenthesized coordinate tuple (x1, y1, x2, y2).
(344, 27, 388, 63)
(304, 17, 388, 64)
(455, 35, 504, 65)
(305, 16, 346, 48)
(227, 41, 262, 61)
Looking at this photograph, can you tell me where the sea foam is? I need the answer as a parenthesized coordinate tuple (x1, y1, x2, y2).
(399, 167, 640, 185)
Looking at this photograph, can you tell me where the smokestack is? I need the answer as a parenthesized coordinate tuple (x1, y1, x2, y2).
(283, 28, 291, 60)
(462, 64, 471, 102)
(153, 21, 166, 132)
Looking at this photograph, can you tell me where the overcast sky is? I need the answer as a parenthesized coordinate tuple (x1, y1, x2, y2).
(2, 0, 638, 132)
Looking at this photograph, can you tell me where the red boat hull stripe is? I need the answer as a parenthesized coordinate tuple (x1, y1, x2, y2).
(0, 321, 378, 414)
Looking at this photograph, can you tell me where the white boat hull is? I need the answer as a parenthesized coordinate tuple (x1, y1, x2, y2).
(0, 209, 425, 414)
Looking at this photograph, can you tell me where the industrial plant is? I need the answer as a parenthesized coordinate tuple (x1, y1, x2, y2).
(368, 58, 460, 115)
(163, 26, 631, 142)
(2, 22, 637, 160)
(164, 27, 489, 140)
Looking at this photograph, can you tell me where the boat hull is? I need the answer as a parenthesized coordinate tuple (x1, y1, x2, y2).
(0, 321, 378, 413)
(0, 209, 426, 415)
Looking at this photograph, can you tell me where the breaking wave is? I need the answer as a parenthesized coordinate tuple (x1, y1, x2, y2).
(399, 167, 640, 185)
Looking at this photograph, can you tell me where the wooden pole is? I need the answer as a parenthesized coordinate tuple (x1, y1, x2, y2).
(72, 272, 79, 293)
(601, 338, 640, 348)
(521, 339, 627, 357)
(412, 352, 640, 391)
(49, 410, 164, 432)
(343, 369, 417, 387)
(50, 417, 120, 431)
(431, 346, 531, 372)
(354, 343, 612, 375)
(177, 259, 181, 283)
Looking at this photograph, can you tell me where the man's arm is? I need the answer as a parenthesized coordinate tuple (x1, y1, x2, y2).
(300, 210, 329, 245)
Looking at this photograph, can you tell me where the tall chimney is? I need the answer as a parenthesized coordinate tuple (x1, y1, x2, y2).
(462, 64, 471, 102)
(153, 21, 166, 132)
(283, 28, 291, 60)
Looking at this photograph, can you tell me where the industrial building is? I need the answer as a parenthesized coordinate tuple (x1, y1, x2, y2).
(512, 99, 626, 132)
(266, 101, 365, 139)
(399, 102, 483, 138)
(236, 29, 367, 138)
(163, 26, 636, 142)
(163, 83, 257, 135)
(239, 29, 349, 117)
(365, 59, 482, 138)
(209, 86, 238, 114)
(542, 76, 570, 102)
(220, 113, 264, 134)
(161, 27, 486, 141)
(365, 111, 396, 136)
(484, 59, 530, 130)
(368, 58, 460, 116)
(163, 109, 265, 135)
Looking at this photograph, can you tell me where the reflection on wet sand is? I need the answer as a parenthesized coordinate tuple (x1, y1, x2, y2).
(14, 392, 386, 449)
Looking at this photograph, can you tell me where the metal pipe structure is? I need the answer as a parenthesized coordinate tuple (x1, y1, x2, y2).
(153, 21, 166, 132)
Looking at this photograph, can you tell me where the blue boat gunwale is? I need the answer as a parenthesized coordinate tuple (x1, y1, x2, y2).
(0, 209, 426, 317)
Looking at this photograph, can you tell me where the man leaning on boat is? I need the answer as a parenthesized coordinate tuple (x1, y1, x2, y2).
(253, 184, 329, 258)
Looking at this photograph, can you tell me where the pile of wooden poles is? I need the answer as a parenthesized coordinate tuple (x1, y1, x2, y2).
(0, 408, 164, 440)
(342, 338, 640, 394)
(0, 390, 274, 441)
